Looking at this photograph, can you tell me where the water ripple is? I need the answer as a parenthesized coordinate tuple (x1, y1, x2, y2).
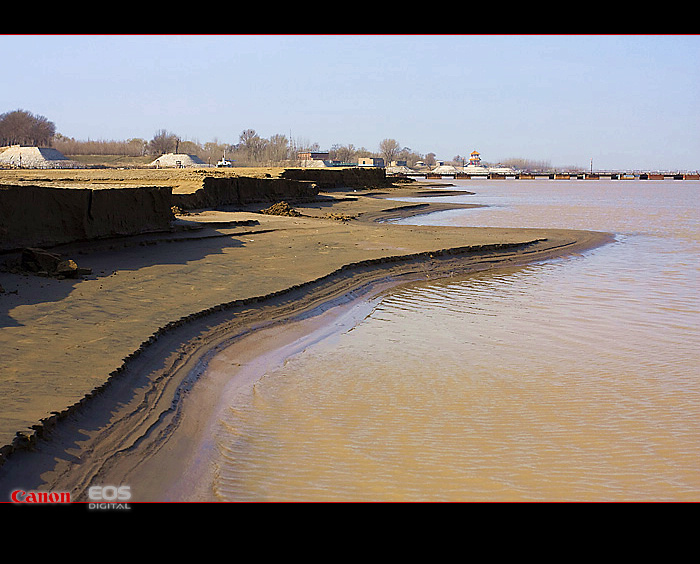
(212, 181, 700, 502)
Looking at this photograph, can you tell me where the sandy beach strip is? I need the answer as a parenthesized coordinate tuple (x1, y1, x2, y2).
(0, 186, 613, 501)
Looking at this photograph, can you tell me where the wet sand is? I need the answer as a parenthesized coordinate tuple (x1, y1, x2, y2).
(0, 184, 612, 501)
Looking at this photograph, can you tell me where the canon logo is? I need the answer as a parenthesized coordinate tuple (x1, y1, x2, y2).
(11, 490, 71, 503)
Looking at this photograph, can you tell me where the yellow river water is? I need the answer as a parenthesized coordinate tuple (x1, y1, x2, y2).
(207, 179, 700, 502)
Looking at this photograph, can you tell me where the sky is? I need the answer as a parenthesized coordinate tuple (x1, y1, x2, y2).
(2, 34, 699, 171)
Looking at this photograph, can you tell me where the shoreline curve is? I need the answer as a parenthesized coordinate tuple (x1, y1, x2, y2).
(0, 222, 614, 502)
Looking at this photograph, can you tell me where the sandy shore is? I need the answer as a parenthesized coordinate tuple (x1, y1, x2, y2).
(0, 182, 613, 502)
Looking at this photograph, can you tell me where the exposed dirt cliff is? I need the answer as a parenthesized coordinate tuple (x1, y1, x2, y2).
(0, 168, 387, 251)
(0, 185, 174, 251)
(279, 167, 389, 190)
(171, 176, 319, 210)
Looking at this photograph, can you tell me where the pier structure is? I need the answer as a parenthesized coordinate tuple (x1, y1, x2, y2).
(397, 149, 698, 181)
(389, 150, 698, 181)
(399, 171, 699, 181)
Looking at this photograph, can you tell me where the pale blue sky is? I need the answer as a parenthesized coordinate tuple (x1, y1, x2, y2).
(2, 34, 698, 170)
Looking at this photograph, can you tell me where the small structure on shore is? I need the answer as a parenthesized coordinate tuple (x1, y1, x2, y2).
(431, 163, 461, 175)
(0, 145, 78, 169)
(149, 153, 206, 168)
(216, 151, 233, 167)
(298, 151, 332, 168)
(462, 150, 514, 175)
(358, 157, 385, 168)
(462, 149, 489, 174)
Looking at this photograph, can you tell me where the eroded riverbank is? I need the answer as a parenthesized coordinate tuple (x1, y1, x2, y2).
(0, 175, 612, 501)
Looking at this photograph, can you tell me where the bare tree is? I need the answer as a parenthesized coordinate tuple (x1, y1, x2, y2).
(397, 147, 424, 167)
(238, 129, 266, 163)
(330, 143, 357, 164)
(53, 134, 148, 156)
(501, 158, 552, 172)
(148, 129, 179, 155)
(379, 138, 401, 165)
(0, 109, 56, 146)
(264, 134, 291, 164)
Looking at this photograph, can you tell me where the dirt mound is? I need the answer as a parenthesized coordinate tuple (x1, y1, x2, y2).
(0, 146, 78, 169)
(4, 247, 92, 278)
(259, 201, 302, 217)
(324, 212, 356, 222)
(149, 153, 206, 168)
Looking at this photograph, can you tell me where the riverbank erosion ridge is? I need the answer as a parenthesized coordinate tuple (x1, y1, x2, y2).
(0, 167, 613, 501)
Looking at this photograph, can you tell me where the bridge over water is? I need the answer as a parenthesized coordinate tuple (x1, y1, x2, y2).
(397, 171, 700, 181)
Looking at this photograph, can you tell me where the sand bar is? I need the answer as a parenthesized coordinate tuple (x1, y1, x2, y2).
(0, 174, 613, 501)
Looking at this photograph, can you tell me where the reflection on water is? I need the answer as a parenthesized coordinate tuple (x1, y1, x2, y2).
(212, 180, 700, 501)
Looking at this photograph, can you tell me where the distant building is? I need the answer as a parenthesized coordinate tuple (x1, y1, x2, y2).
(462, 150, 514, 175)
(358, 157, 385, 167)
(297, 151, 330, 161)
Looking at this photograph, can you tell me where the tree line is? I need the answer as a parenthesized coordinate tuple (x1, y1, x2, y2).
(53, 128, 439, 168)
(0, 109, 442, 167)
(1, 108, 550, 171)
